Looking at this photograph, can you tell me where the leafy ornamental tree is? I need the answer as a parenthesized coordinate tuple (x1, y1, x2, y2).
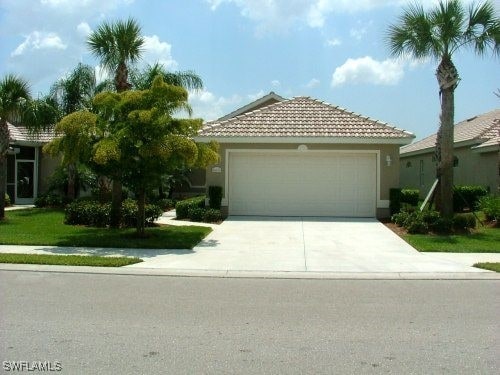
(0, 75, 60, 219)
(90, 76, 217, 235)
(130, 62, 204, 92)
(43, 111, 98, 200)
(387, 0, 499, 217)
(88, 17, 145, 227)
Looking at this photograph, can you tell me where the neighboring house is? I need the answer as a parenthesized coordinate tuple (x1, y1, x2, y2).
(400, 109, 500, 197)
(6, 122, 58, 204)
(194, 93, 414, 218)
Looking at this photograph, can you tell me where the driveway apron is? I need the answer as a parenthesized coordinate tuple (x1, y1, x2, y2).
(130, 216, 484, 273)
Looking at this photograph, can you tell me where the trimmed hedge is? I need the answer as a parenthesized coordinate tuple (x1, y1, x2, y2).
(389, 188, 402, 216)
(65, 198, 162, 228)
(175, 196, 206, 219)
(208, 186, 223, 209)
(453, 185, 488, 212)
(155, 198, 176, 211)
(401, 189, 420, 206)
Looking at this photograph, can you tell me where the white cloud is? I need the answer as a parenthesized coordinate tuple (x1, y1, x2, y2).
(189, 88, 243, 121)
(142, 35, 178, 70)
(205, 0, 482, 34)
(305, 78, 320, 89)
(76, 22, 92, 37)
(11, 31, 66, 56)
(271, 80, 281, 88)
(331, 56, 404, 87)
(326, 38, 342, 47)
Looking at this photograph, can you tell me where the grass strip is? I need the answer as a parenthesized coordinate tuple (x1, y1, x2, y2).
(0, 253, 142, 267)
(473, 262, 500, 272)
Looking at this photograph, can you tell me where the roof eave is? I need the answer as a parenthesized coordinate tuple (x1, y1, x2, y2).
(194, 136, 414, 145)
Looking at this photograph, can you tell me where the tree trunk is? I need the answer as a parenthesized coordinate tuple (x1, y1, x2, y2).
(0, 154, 6, 220)
(136, 188, 146, 237)
(115, 62, 131, 93)
(0, 120, 10, 220)
(435, 56, 459, 218)
(110, 179, 122, 228)
(67, 163, 76, 200)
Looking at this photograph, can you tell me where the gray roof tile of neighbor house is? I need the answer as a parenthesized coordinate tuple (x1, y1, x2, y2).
(8, 122, 55, 144)
(401, 109, 500, 155)
(198, 96, 414, 139)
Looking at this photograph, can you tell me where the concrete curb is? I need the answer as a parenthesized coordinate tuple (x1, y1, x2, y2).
(1, 264, 499, 280)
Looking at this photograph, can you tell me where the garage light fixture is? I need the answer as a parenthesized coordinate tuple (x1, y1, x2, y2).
(386, 155, 392, 166)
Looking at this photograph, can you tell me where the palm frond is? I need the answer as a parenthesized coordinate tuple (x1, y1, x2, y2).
(463, 1, 500, 57)
(0, 74, 31, 122)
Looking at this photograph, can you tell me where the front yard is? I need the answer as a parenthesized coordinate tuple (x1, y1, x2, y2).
(403, 227, 500, 253)
(0, 209, 211, 249)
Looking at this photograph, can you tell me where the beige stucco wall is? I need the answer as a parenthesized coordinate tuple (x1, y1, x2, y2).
(400, 146, 499, 196)
(205, 142, 401, 218)
(38, 150, 60, 195)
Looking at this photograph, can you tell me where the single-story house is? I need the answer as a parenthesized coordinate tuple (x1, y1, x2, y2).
(400, 109, 500, 196)
(5, 122, 58, 204)
(194, 93, 415, 218)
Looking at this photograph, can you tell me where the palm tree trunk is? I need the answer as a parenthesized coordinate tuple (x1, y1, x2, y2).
(0, 120, 10, 220)
(435, 57, 458, 218)
(136, 188, 146, 237)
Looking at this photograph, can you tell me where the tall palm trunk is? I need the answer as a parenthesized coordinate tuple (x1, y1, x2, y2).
(0, 120, 10, 219)
(109, 63, 129, 228)
(435, 56, 458, 218)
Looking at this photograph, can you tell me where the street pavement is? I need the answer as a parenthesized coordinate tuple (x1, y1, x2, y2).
(1, 270, 498, 374)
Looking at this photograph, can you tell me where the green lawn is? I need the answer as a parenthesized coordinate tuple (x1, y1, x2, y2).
(0, 253, 142, 267)
(404, 227, 500, 253)
(0, 209, 211, 249)
(473, 262, 500, 272)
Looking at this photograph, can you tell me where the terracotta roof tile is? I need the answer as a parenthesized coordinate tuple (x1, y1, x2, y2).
(401, 109, 500, 154)
(8, 122, 55, 144)
(198, 96, 414, 139)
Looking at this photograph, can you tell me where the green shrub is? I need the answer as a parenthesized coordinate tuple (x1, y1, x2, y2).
(65, 200, 110, 227)
(5, 193, 11, 207)
(430, 217, 453, 234)
(452, 213, 476, 231)
(176, 196, 205, 219)
(121, 198, 162, 227)
(203, 208, 223, 223)
(208, 186, 223, 209)
(453, 185, 488, 212)
(187, 207, 206, 222)
(401, 189, 420, 206)
(478, 195, 500, 222)
(406, 217, 428, 234)
(421, 209, 440, 226)
(65, 198, 161, 228)
(34, 193, 69, 208)
(389, 188, 402, 216)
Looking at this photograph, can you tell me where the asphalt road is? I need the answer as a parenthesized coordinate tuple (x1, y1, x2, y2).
(1, 271, 498, 374)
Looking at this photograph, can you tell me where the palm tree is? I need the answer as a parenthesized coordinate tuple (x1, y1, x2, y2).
(87, 18, 145, 227)
(387, 0, 499, 218)
(0, 75, 31, 219)
(51, 63, 97, 114)
(130, 62, 203, 91)
(87, 18, 144, 92)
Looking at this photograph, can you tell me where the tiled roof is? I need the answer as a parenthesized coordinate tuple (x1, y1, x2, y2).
(401, 109, 500, 155)
(198, 96, 414, 139)
(8, 122, 55, 144)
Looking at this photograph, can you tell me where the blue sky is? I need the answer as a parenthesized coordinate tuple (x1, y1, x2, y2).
(0, 0, 498, 140)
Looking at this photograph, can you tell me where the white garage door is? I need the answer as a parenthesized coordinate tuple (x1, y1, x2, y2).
(228, 152, 377, 217)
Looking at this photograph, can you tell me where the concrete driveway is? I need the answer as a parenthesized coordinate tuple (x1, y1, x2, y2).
(129, 216, 484, 273)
